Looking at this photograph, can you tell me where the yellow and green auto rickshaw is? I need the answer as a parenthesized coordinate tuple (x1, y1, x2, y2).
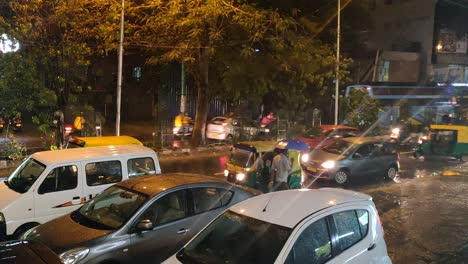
(414, 124, 468, 161)
(224, 140, 307, 191)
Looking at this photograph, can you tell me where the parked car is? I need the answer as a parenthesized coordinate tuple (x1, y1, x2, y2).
(164, 188, 392, 264)
(206, 116, 269, 142)
(301, 136, 399, 184)
(0, 240, 62, 264)
(23, 173, 260, 264)
(296, 125, 359, 150)
(0, 144, 161, 239)
(0, 116, 22, 133)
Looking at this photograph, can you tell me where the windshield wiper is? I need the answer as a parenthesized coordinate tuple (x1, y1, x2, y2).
(71, 211, 115, 230)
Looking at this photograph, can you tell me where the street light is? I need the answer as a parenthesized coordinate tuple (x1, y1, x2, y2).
(116, 0, 124, 136)
(334, 0, 341, 125)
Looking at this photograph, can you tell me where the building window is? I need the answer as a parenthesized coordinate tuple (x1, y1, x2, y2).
(379, 60, 390, 82)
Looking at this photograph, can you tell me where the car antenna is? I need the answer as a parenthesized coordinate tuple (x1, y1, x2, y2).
(262, 194, 274, 212)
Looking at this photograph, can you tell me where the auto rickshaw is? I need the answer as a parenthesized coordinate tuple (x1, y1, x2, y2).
(224, 140, 306, 191)
(414, 124, 468, 161)
(66, 136, 143, 148)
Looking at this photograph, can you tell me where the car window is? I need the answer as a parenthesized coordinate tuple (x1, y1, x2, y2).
(285, 218, 332, 264)
(85, 161, 122, 186)
(127, 157, 156, 177)
(355, 144, 373, 157)
(139, 190, 188, 226)
(38, 165, 78, 194)
(356, 210, 369, 237)
(333, 210, 364, 253)
(191, 187, 234, 214)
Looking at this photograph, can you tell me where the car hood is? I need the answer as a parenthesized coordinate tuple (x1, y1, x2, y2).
(27, 213, 112, 253)
(308, 149, 343, 164)
(0, 181, 23, 210)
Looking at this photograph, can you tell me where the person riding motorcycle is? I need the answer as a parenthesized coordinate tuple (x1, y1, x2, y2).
(260, 112, 276, 128)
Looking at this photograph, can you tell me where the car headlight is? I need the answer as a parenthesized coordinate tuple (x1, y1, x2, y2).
(265, 128, 270, 133)
(321, 160, 336, 169)
(224, 169, 229, 177)
(392, 128, 400, 134)
(236, 173, 246, 181)
(418, 139, 423, 144)
(301, 153, 310, 163)
(60, 247, 90, 264)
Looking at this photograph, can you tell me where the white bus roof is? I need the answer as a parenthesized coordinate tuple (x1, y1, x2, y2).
(30, 145, 156, 165)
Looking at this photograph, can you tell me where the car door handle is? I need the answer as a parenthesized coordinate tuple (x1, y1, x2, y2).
(72, 196, 80, 200)
(177, 228, 189, 235)
(368, 244, 376, 251)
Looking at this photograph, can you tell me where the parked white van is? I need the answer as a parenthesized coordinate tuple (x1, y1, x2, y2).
(0, 145, 161, 239)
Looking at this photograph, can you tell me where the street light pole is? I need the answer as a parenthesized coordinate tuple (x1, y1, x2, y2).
(116, 0, 125, 136)
(334, 0, 341, 125)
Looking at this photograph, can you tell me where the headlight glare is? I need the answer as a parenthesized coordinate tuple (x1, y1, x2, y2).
(224, 169, 229, 177)
(60, 247, 89, 264)
(321, 160, 336, 169)
(301, 153, 310, 163)
(236, 173, 246, 181)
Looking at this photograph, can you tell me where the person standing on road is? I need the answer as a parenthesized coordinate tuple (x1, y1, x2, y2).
(270, 148, 291, 191)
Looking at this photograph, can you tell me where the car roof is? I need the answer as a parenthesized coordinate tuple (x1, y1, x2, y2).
(69, 136, 143, 147)
(31, 145, 155, 165)
(320, 125, 357, 132)
(229, 188, 371, 228)
(117, 173, 229, 197)
(342, 136, 392, 145)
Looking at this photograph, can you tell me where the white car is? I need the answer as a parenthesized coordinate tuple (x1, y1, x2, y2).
(206, 117, 269, 141)
(163, 188, 392, 264)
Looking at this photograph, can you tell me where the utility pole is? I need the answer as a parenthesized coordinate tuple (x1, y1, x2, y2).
(180, 61, 187, 113)
(334, 0, 341, 125)
(116, 0, 124, 136)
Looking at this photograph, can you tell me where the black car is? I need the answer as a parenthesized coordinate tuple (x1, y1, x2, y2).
(0, 240, 62, 264)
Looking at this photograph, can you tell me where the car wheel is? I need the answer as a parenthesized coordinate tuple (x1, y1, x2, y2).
(13, 223, 39, 239)
(334, 170, 349, 184)
(461, 155, 468, 163)
(385, 165, 398, 180)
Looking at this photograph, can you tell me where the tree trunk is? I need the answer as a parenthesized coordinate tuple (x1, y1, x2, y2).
(190, 49, 210, 148)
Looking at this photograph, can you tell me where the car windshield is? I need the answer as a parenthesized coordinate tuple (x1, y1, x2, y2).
(228, 149, 253, 167)
(72, 186, 148, 230)
(176, 211, 292, 264)
(322, 140, 355, 155)
(5, 158, 46, 194)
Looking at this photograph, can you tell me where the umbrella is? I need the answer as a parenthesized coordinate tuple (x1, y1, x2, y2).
(275, 139, 309, 151)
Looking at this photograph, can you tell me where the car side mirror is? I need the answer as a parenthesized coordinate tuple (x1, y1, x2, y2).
(352, 153, 363, 159)
(136, 219, 153, 231)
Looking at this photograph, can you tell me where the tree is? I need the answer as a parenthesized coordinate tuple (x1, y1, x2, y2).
(3, 1, 92, 119)
(341, 89, 380, 131)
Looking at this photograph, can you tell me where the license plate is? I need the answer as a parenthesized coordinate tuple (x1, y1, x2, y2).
(307, 166, 317, 172)
(210, 133, 219, 137)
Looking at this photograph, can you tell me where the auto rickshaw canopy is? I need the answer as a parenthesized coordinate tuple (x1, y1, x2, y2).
(235, 141, 278, 153)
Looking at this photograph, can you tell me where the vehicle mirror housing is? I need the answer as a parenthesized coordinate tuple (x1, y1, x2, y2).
(352, 153, 363, 159)
(136, 219, 153, 231)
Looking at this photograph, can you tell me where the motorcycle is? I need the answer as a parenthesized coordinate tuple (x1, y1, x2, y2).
(172, 124, 193, 137)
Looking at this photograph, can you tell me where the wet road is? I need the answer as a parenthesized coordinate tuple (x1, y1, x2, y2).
(160, 152, 468, 264)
